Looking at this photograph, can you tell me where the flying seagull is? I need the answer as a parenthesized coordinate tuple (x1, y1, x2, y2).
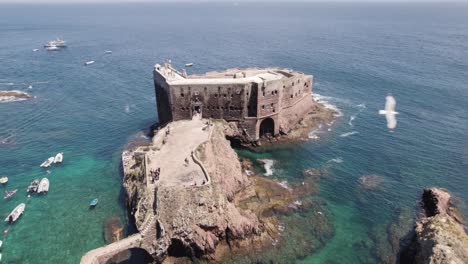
(379, 95, 398, 130)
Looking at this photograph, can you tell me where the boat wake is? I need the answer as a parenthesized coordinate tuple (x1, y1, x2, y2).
(340, 131, 359, 137)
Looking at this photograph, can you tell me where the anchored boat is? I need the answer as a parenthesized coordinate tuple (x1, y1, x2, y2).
(37, 178, 49, 194)
(89, 198, 98, 207)
(5, 203, 25, 223)
(84, 61, 95, 65)
(185, 63, 194, 67)
(44, 38, 66, 48)
(0, 177, 7, 184)
(27, 179, 40, 193)
(3, 189, 17, 199)
(54, 152, 63, 163)
(40, 157, 54, 168)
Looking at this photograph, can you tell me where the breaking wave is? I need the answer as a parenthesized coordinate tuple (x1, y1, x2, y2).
(349, 103, 367, 127)
(340, 131, 359, 137)
(313, 93, 343, 117)
(259, 159, 275, 176)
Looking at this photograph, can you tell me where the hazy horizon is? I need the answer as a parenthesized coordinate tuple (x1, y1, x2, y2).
(1, 0, 468, 4)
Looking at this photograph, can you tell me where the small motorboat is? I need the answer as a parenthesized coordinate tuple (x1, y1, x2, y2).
(54, 152, 63, 163)
(89, 198, 98, 207)
(46, 45, 59, 51)
(84, 61, 95, 65)
(0, 177, 8, 184)
(185, 63, 194, 67)
(40, 157, 54, 168)
(4, 189, 17, 199)
(4, 203, 26, 223)
(32, 49, 39, 52)
(105, 50, 112, 54)
(37, 178, 49, 194)
(27, 179, 40, 193)
(44, 38, 66, 48)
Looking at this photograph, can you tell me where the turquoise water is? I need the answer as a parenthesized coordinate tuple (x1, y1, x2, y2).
(1, 3, 467, 263)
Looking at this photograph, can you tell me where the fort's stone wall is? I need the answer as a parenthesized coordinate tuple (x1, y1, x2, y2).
(153, 64, 314, 140)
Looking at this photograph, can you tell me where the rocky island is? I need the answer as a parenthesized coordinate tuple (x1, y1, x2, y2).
(80, 63, 336, 263)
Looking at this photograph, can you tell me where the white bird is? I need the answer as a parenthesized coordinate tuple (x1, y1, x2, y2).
(379, 95, 399, 130)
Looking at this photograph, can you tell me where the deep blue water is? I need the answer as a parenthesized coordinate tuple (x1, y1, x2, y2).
(0, 2, 467, 263)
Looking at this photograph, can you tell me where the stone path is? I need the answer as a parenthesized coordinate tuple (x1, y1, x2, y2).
(146, 117, 211, 187)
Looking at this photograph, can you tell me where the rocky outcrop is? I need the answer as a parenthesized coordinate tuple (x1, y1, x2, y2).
(0, 90, 32, 103)
(399, 188, 468, 264)
(122, 121, 263, 263)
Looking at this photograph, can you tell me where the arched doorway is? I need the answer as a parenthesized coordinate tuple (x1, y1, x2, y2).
(259, 118, 275, 138)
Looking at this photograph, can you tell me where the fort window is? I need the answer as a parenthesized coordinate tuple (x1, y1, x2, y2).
(181, 93, 184, 97)
(292, 82, 294, 86)
(271, 103, 274, 107)
(297, 80, 300, 84)
(214, 94, 218, 98)
(291, 95, 293, 98)
(262, 105, 265, 109)
(271, 91, 274, 95)
(283, 85, 286, 89)
(275, 90, 278, 94)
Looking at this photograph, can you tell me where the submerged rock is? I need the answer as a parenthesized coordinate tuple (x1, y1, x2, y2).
(359, 175, 384, 190)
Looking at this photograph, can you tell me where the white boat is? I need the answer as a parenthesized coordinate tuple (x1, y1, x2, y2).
(54, 152, 63, 163)
(32, 49, 39, 52)
(105, 50, 112, 54)
(40, 157, 55, 168)
(28, 85, 33, 89)
(37, 178, 49, 194)
(4, 203, 25, 223)
(44, 38, 66, 48)
(46, 45, 59, 51)
(0, 239, 3, 248)
(84, 61, 95, 65)
(185, 63, 194, 67)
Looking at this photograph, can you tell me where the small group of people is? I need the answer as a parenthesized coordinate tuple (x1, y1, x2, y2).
(150, 167, 161, 183)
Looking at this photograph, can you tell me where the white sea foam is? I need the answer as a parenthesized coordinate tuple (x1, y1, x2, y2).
(278, 180, 291, 190)
(348, 103, 366, 127)
(340, 131, 359, 137)
(259, 159, 275, 176)
(328, 157, 343, 163)
(348, 115, 356, 127)
(125, 104, 130, 113)
(313, 93, 343, 117)
(0, 82, 14, 86)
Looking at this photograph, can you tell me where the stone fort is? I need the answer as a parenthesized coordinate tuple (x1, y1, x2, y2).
(153, 61, 316, 140)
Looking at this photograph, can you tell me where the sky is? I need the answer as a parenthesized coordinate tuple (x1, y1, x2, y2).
(1, 0, 467, 3)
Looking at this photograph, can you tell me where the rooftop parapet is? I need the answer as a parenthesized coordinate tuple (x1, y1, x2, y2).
(154, 61, 309, 86)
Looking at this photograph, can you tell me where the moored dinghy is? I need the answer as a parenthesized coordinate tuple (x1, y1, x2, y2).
(54, 152, 63, 163)
(5, 203, 25, 223)
(0, 176, 7, 184)
(40, 157, 54, 168)
(4, 189, 17, 199)
(27, 179, 40, 193)
(37, 178, 49, 194)
(89, 198, 98, 207)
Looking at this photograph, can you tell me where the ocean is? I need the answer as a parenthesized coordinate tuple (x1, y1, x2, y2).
(0, 2, 467, 263)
